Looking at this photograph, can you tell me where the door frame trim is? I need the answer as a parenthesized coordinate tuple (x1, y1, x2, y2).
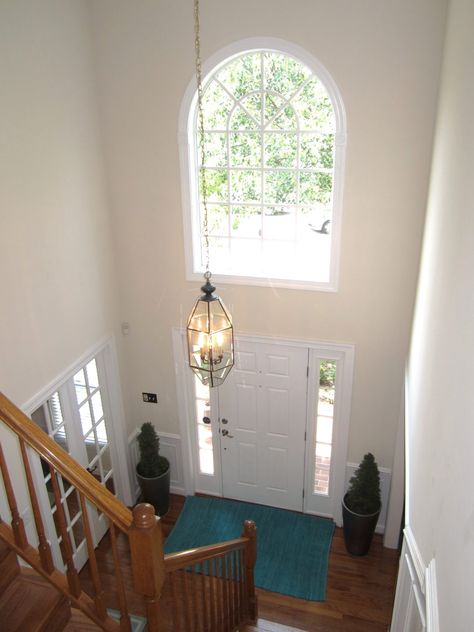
(173, 327, 355, 521)
(304, 344, 355, 525)
(22, 335, 134, 506)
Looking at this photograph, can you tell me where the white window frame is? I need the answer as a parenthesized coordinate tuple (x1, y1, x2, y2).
(179, 37, 347, 292)
(22, 336, 134, 508)
(303, 345, 354, 524)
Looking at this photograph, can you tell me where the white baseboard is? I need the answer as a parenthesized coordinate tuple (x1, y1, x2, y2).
(128, 428, 186, 500)
(345, 462, 391, 533)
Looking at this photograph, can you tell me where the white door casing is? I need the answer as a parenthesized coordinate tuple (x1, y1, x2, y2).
(174, 329, 354, 523)
(304, 345, 354, 525)
(23, 337, 133, 571)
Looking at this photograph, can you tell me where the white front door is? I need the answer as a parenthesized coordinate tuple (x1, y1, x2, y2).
(218, 340, 308, 511)
(177, 330, 354, 524)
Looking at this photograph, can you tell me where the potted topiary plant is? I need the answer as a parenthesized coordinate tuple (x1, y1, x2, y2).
(342, 452, 381, 556)
(135, 422, 170, 516)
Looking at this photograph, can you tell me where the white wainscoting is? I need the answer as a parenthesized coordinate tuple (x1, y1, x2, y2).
(344, 462, 391, 533)
(128, 429, 186, 500)
(390, 528, 439, 632)
(425, 559, 439, 632)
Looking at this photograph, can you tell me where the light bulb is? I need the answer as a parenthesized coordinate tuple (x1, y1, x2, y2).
(198, 332, 209, 364)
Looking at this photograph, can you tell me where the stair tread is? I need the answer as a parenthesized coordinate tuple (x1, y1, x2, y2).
(0, 568, 71, 632)
(239, 619, 307, 632)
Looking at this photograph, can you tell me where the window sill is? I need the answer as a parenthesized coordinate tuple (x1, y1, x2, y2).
(187, 270, 338, 293)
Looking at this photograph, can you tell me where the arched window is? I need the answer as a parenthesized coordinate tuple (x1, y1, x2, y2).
(180, 40, 346, 291)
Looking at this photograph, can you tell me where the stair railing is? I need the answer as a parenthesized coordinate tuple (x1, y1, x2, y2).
(163, 519, 257, 631)
(0, 392, 257, 631)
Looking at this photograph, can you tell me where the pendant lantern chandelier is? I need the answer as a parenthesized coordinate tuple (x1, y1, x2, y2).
(186, 0, 234, 388)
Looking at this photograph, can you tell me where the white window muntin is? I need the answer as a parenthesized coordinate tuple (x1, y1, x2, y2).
(179, 38, 346, 292)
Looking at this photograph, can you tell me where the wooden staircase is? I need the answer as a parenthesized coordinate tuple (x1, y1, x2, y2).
(0, 540, 71, 631)
(0, 392, 259, 631)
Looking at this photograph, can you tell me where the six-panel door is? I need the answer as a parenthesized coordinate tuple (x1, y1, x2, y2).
(218, 340, 308, 511)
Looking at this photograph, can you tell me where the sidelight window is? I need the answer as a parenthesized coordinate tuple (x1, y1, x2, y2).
(194, 376, 214, 475)
(314, 360, 336, 495)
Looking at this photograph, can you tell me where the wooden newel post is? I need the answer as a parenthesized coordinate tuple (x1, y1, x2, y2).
(242, 519, 258, 622)
(129, 503, 166, 632)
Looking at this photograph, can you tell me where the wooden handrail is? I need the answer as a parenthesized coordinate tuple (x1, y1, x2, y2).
(164, 537, 247, 573)
(0, 392, 132, 532)
(0, 390, 258, 631)
(163, 520, 258, 630)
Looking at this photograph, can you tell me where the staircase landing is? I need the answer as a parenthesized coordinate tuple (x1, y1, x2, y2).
(0, 540, 71, 632)
(0, 567, 71, 632)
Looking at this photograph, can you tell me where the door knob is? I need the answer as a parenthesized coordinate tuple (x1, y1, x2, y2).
(221, 428, 234, 438)
(202, 416, 211, 424)
(221, 418, 228, 424)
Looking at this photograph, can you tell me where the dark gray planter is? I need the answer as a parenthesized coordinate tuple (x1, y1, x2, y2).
(136, 467, 170, 517)
(342, 493, 381, 556)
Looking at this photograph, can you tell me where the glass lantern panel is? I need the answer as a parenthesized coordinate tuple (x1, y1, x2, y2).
(188, 329, 207, 370)
(208, 299, 232, 332)
(188, 300, 210, 332)
(209, 363, 233, 387)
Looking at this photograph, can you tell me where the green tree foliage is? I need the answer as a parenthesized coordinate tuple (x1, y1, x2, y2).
(345, 453, 381, 515)
(198, 51, 336, 236)
(136, 422, 169, 478)
(320, 360, 336, 387)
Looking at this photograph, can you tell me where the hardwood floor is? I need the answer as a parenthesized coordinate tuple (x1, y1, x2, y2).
(256, 527, 398, 631)
(68, 494, 399, 631)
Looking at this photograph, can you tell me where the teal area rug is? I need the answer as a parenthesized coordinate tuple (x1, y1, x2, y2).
(164, 496, 335, 601)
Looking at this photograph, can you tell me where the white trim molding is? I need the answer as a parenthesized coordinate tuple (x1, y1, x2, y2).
(22, 335, 134, 507)
(128, 428, 186, 499)
(425, 559, 439, 632)
(391, 531, 440, 632)
(173, 327, 355, 520)
(21, 334, 113, 414)
(404, 525, 426, 592)
(178, 37, 347, 292)
(391, 537, 426, 632)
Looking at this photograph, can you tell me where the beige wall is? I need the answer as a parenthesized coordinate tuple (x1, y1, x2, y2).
(91, 0, 446, 467)
(407, 0, 474, 626)
(0, 0, 117, 405)
(0, 0, 448, 478)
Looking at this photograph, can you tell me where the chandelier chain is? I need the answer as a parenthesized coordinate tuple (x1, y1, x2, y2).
(194, 0, 210, 275)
